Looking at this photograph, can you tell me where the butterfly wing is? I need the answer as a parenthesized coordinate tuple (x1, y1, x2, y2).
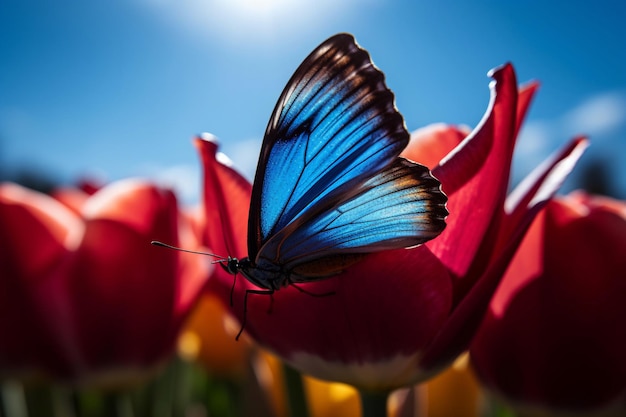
(259, 157, 448, 277)
(249, 33, 410, 259)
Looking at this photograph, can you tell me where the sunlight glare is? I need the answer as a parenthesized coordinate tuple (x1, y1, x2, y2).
(215, 0, 294, 18)
(141, 0, 366, 44)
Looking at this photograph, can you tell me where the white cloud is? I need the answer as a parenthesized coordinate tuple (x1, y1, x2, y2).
(561, 91, 626, 139)
(135, 135, 258, 206)
(516, 120, 553, 157)
(220, 136, 261, 181)
(512, 91, 626, 188)
(146, 164, 201, 205)
(512, 120, 556, 182)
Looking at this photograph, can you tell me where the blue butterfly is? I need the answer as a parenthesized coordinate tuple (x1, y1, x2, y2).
(154, 33, 448, 339)
(218, 34, 448, 332)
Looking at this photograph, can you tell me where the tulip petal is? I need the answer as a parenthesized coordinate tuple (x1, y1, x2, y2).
(1, 179, 207, 383)
(503, 136, 589, 237)
(174, 241, 214, 327)
(403, 124, 470, 170)
(235, 246, 452, 389)
(71, 220, 179, 370)
(70, 180, 207, 380)
(179, 293, 251, 377)
(514, 81, 540, 138)
(0, 184, 83, 377)
(564, 191, 626, 217)
(471, 195, 626, 411)
(51, 187, 90, 214)
(418, 137, 588, 373)
(426, 64, 518, 281)
(195, 134, 251, 260)
(0, 183, 83, 257)
(82, 179, 175, 236)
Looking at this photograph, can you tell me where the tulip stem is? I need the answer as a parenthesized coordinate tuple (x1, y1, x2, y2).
(1, 381, 28, 417)
(359, 389, 388, 417)
(50, 386, 76, 417)
(102, 391, 135, 417)
(282, 363, 310, 417)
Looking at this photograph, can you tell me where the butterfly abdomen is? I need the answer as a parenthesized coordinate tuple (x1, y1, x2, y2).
(291, 253, 367, 277)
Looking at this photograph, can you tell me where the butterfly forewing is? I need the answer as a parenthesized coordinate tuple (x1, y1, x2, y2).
(248, 34, 411, 260)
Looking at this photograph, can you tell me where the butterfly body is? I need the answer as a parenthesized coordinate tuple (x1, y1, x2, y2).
(222, 256, 287, 291)
(220, 34, 448, 333)
(222, 253, 363, 291)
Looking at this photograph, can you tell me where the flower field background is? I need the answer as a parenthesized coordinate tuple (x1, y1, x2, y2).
(1, 2, 625, 416)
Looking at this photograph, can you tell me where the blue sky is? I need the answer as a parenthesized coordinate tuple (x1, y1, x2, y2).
(1, 0, 625, 202)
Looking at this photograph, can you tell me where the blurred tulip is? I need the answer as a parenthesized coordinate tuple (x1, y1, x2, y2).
(255, 354, 482, 417)
(253, 350, 361, 417)
(195, 63, 587, 395)
(304, 376, 360, 417)
(423, 354, 481, 417)
(252, 350, 290, 417)
(470, 192, 626, 416)
(51, 186, 91, 214)
(0, 179, 209, 386)
(51, 178, 105, 214)
(178, 293, 251, 378)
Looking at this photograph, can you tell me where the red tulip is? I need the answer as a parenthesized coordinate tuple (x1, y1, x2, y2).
(50, 178, 105, 214)
(0, 179, 209, 386)
(197, 64, 588, 391)
(470, 192, 626, 415)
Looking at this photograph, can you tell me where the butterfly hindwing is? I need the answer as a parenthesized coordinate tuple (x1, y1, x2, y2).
(259, 157, 448, 275)
(248, 33, 411, 259)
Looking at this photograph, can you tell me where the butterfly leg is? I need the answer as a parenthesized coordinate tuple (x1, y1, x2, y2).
(236, 287, 275, 341)
(229, 272, 238, 307)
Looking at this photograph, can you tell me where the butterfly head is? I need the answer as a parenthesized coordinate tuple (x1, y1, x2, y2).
(219, 256, 245, 276)
(220, 257, 288, 290)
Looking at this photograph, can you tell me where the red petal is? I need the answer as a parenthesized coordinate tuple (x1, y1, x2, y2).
(195, 134, 251, 260)
(0, 184, 82, 377)
(81, 179, 175, 237)
(502, 137, 589, 242)
(471, 196, 626, 409)
(419, 137, 588, 372)
(515, 81, 540, 138)
(51, 187, 90, 214)
(174, 210, 214, 324)
(402, 124, 470, 170)
(565, 190, 626, 218)
(426, 64, 519, 280)
(69, 183, 183, 371)
(0, 183, 81, 280)
(71, 221, 176, 369)
(241, 246, 452, 370)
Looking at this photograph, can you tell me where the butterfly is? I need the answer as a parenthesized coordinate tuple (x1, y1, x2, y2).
(154, 33, 448, 339)
(218, 33, 448, 333)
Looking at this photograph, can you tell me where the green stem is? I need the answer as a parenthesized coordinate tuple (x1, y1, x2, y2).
(151, 366, 175, 417)
(103, 391, 135, 417)
(50, 386, 76, 417)
(1, 380, 28, 417)
(282, 364, 309, 417)
(359, 389, 389, 417)
(171, 357, 193, 417)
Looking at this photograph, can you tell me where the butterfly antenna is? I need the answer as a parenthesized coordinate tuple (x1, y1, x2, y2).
(150, 240, 228, 262)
